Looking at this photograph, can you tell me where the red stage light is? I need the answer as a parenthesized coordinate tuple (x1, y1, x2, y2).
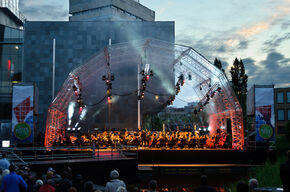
(8, 59, 11, 71)
(79, 106, 83, 113)
(74, 90, 78, 96)
(107, 96, 111, 103)
(146, 75, 150, 80)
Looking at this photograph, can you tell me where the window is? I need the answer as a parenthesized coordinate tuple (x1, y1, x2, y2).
(277, 92, 284, 104)
(288, 109, 290, 121)
(277, 109, 285, 121)
(287, 92, 290, 103)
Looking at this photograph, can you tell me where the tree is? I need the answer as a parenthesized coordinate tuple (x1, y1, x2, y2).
(214, 58, 226, 74)
(230, 58, 248, 129)
(230, 58, 248, 96)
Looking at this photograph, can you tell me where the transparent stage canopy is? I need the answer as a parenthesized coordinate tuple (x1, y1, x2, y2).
(45, 39, 244, 149)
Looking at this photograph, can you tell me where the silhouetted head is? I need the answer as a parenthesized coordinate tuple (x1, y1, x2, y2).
(200, 175, 208, 185)
(248, 178, 258, 190)
(149, 180, 157, 191)
(9, 164, 16, 172)
(110, 170, 119, 179)
(237, 181, 249, 192)
(84, 181, 94, 192)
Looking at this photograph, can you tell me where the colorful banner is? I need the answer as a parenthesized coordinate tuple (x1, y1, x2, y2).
(255, 88, 275, 142)
(12, 84, 34, 143)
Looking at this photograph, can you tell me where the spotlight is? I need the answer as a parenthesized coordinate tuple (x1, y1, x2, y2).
(146, 75, 150, 81)
(111, 74, 115, 81)
(79, 106, 84, 113)
(150, 70, 153, 76)
(141, 70, 145, 76)
(72, 128, 76, 131)
(67, 128, 71, 131)
(77, 127, 81, 131)
(102, 75, 106, 81)
(200, 86, 202, 91)
(188, 74, 192, 80)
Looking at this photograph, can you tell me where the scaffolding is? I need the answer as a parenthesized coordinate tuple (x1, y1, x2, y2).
(45, 39, 244, 149)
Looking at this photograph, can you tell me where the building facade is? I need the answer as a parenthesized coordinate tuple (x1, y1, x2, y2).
(23, 0, 174, 132)
(0, 1, 24, 142)
(274, 87, 290, 134)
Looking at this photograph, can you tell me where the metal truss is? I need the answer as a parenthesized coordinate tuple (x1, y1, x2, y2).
(45, 39, 244, 149)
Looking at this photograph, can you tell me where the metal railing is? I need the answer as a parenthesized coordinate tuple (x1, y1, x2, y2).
(0, 146, 131, 165)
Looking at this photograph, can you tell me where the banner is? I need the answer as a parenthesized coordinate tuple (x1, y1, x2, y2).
(12, 84, 34, 143)
(255, 87, 275, 142)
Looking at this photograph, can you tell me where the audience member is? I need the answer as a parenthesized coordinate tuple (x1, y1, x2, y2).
(0, 154, 10, 170)
(73, 174, 84, 192)
(148, 180, 157, 192)
(84, 181, 95, 192)
(0, 164, 28, 192)
(33, 179, 43, 192)
(117, 186, 127, 192)
(195, 175, 216, 192)
(56, 171, 72, 192)
(105, 170, 126, 192)
(280, 150, 290, 192)
(38, 179, 56, 192)
(236, 181, 249, 192)
(248, 178, 258, 192)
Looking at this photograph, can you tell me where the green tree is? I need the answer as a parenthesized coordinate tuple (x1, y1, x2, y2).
(230, 58, 248, 96)
(214, 58, 226, 74)
(230, 58, 248, 128)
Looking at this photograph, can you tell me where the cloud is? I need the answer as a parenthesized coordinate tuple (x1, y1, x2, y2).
(263, 32, 290, 52)
(245, 51, 290, 87)
(20, 0, 68, 21)
(237, 40, 248, 49)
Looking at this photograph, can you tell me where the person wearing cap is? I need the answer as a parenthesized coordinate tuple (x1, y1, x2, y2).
(105, 170, 126, 192)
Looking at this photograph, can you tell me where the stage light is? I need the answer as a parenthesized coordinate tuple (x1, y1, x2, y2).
(111, 74, 115, 81)
(150, 70, 153, 76)
(141, 70, 145, 76)
(217, 87, 222, 92)
(107, 96, 111, 102)
(188, 74, 192, 80)
(106, 79, 110, 84)
(77, 127, 81, 131)
(200, 86, 202, 91)
(79, 106, 84, 113)
(208, 126, 211, 131)
(72, 128, 76, 131)
(67, 128, 71, 131)
(102, 75, 106, 81)
(209, 83, 211, 87)
(155, 95, 159, 100)
(146, 75, 150, 81)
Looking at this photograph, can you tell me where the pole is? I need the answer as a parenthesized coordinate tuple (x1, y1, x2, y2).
(138, 62, 141, 130)
(52, 38, 56, 101)
(108, 38, 111, 130)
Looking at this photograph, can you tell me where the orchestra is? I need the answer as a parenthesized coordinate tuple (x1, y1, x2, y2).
(53, 129, 232, 149)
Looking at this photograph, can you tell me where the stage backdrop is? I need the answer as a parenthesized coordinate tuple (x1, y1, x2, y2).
(12, 84, 34, 143)
(255, 87, 275, 142)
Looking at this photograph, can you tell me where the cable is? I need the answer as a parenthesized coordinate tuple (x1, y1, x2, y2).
(85, 95, 107, 106)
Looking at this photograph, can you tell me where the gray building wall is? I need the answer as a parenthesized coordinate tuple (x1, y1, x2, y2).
(23, 21, 174, 131)
(69, 0, 155, 21)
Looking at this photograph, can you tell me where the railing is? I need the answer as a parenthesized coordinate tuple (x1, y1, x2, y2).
(0, 146, 131, 165)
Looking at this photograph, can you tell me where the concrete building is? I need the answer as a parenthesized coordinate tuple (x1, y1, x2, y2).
(274, 87, 290, 133)
(23, 0, 175, 132)
(69, 0, 155, 21)
(0, 0, 24, 141)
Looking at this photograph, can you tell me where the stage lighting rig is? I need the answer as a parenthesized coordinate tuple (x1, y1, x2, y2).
(138, 66, 153, 100)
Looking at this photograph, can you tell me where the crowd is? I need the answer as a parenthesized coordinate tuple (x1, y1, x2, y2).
(0, 150, 289, 192)
(54, 130, 231, 149)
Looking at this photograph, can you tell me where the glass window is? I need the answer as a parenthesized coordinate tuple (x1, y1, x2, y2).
(277, 109, 285, 121)
(288, 109, 290, 121)
(277, 92, 284, 103)
(287, 92, 290, 103)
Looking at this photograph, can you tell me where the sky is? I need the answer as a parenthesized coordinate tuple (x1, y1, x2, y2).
(19, 0, 290, 106)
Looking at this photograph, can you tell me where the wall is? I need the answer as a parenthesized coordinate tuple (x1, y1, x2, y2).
(23, 21, 174, 131)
